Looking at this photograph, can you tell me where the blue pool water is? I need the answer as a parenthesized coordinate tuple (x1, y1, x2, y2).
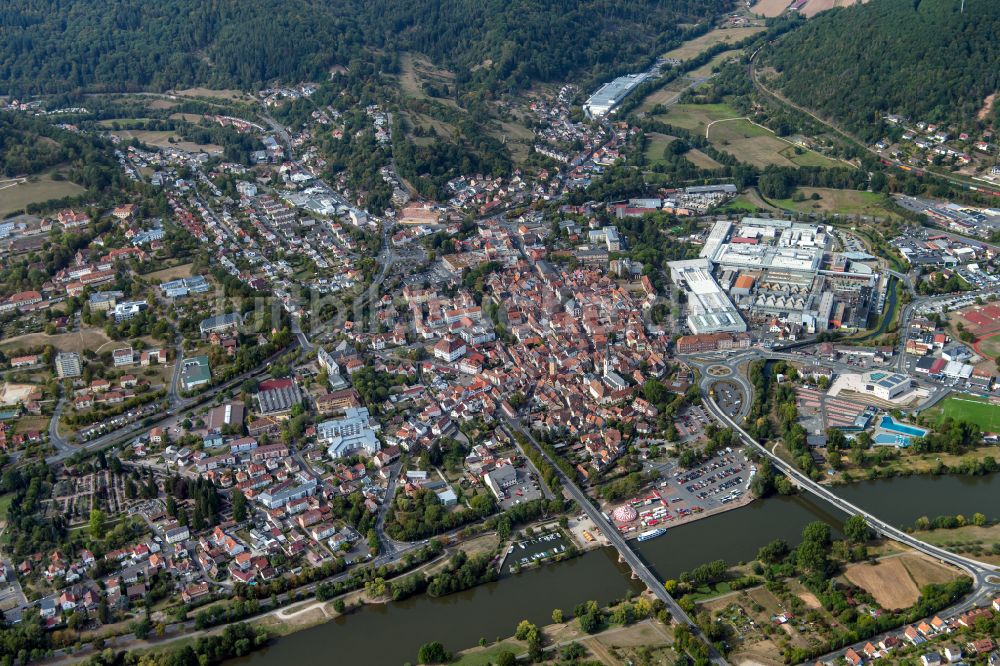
(879, 416, 928, 438)
(874, 433, 911, 447)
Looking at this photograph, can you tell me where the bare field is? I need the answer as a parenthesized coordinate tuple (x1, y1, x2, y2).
(751, 0, 791, 17)
(0, 172, 85, 218)
(843, 554, 961, 610)
(144, 262, 195, 282)
(801, 0, 867, 17)
(663, 26, 765, 60)
(0, 383, 38, 406)
(146, 99, 177, 110)
(0, 329, 112, 355)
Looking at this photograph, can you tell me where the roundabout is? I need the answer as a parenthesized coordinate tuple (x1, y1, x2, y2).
(707, 365, 732, 377)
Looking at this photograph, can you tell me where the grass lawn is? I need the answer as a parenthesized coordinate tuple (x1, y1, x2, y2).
(976, 333, 1000, 360)
(656, 103, 742, 133)
(923, 394, 1000, 432)
(910, 524, 1000, 565)
(770, 187, 895, 217)
(643, 133, 678, 166)
(452, 640, 525, 666)
(685, 148, 722, 169)
(687, 50, 742, 79)
(659, 104, 839, 168)
(0, 493, 12, 522)
(0, 170, 85, 218)
(635, 78, 692, 114)
(144, 262, 195, 282)
(718, 195, 763, 213)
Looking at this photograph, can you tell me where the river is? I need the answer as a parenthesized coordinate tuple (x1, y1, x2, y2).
(232, 473, 998, 666)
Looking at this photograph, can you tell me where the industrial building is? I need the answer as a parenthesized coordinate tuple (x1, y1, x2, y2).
(583, 73, 651, 118)
(668, 258, 746, 334)
(685, 218, 879, 335)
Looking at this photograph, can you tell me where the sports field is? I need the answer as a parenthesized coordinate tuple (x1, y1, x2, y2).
(925, 394, 1000, 432)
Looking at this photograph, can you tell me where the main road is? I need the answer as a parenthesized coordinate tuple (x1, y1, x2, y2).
(701, 393, 998, 589)
(503, 416, 729, 665)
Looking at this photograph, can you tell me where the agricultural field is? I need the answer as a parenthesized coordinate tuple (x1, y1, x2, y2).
(842, 553, 962, 610)
(923, 393, 1000, 432)
(751, 0, 792, 17)
(769, 187, 896, 217)
(0, 328, 113, 355)
(0, 170, 85, 218)
(490, 120, 535, 163)
(662, 26, 765, 60)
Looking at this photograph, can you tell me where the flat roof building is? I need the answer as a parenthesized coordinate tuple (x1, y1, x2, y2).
(668, 258, 746, 335)
(584, 73, 651, 118)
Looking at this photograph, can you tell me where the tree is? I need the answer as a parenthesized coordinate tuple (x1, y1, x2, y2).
(495, 651, 516, 666)
(417, 641, 449, 664)
(578, 610, 600, 634)
(89, 509, 106, 539)
(551, 608, 563, 624)
(232, 489, 247, 522)
(844, 515, 871, 543)
(972, 512, 987, 527)
(515, 619, 537, 641)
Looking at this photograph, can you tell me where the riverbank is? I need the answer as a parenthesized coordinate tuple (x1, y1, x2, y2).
(41, 472, 1000, 666)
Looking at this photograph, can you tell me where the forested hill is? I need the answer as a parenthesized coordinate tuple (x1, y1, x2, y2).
(761, 0, 1000, 140)
(0, 0, 729, 95)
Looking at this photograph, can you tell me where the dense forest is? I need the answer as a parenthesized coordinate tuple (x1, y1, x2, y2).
(762, 0, 1000, 141)
(0, 0, 730, 95)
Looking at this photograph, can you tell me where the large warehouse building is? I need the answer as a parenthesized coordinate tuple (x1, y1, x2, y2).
(668, 258, 747, 334)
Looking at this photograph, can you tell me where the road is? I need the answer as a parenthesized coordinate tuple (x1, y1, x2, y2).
(503, 416, 729, 666)
(700, 390, 999, 582)
(45, 343, 299, 464)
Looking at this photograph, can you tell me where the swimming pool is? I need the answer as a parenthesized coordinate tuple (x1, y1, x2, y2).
(874, 433, 911, 447)
(879, 415, 928, 438)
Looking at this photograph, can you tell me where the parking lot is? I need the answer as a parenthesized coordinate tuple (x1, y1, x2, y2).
(496, 468, 544, 510)
(713, 382, 744, 418)
(615, 448, 754, 537)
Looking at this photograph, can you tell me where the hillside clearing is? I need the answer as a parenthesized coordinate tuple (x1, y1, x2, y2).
(662, 26, 765, 60)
